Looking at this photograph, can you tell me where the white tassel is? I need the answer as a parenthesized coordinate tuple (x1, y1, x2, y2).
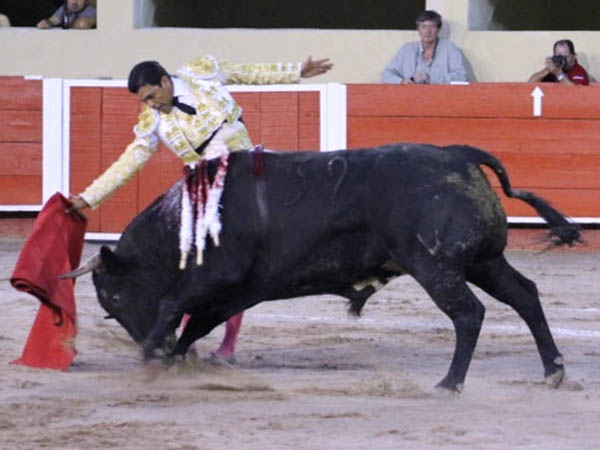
(204, 153, 229, 250)
(190, 147, 230, 266)
(194, 164, 207, 265)
(180, 144, 229, 267)
(195, 208, 207, 265)
(179, 181, 193, 270)
(204, 186, 222, 247)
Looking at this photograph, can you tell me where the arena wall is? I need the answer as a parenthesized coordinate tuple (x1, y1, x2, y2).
(1, 0, 598, 249)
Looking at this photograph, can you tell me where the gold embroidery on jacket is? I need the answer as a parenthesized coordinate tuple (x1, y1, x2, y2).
(80, 55, 301, 209)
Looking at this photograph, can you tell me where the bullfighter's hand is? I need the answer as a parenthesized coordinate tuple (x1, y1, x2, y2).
(66, 195, 90, 214)
(301, 57, 333, 78)
(544, 57, 556, 74)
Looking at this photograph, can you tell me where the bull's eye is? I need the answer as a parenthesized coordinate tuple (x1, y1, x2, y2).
(112, 293, 120, 303)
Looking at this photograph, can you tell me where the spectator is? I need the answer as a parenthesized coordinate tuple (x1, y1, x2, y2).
(527, 39, 589, 85)
(0, 13, 10, 27)
(37, 0, 96, 30)
(381, 10, 468, 84)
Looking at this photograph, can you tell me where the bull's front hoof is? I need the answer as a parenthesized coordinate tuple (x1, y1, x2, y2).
(186, 345, 200, 364)
(545, 366, 565, 389)
(143, 344, 175, 365)
(434, 382, 462, 396)
(434, 375, 463, 395)
(142, 359, 166, 382)
(142, 342, 159, 361)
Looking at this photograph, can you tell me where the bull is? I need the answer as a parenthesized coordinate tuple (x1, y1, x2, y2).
(64, 143, 580, 392)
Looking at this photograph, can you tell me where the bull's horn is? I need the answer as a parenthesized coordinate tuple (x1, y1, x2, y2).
(59, 253, 102, 279)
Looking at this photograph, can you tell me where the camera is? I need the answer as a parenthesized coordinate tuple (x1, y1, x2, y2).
(61, 10, 75, 29)
(551, 55, 566, 68)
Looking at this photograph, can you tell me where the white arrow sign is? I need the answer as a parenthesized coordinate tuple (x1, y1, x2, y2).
(531, 86, 544, 117)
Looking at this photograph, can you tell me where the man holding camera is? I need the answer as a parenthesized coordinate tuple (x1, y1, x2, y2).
(528, 39, 589, 85)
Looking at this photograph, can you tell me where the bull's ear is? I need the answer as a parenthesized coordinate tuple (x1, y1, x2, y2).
(99, 245, 126, 274)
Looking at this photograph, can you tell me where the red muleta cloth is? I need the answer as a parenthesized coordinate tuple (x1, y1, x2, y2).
(10, 193, 87, 370)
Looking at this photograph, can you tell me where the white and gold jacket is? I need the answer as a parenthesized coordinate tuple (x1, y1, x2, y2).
(80, 55, 302, 209)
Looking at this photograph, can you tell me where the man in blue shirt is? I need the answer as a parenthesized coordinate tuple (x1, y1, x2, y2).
(381, 10, 468, 85)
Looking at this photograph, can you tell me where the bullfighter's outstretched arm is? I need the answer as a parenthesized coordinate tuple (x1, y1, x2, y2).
(78, 108, 160, 210)
(176, 55, 332, 86)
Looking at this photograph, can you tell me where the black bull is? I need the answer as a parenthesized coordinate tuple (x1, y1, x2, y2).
(66, 143, 580, 392)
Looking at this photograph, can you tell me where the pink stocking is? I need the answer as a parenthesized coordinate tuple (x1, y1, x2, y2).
(214, 311, 244, 359)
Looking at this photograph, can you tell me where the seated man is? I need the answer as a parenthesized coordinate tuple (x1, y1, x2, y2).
(381, 10, 468, 85)
(528, 39, 589, 85)
(37, 0, 96, 29)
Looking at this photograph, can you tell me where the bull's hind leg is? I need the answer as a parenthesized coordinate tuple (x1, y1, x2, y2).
(466, 254, 564, 387)
(409, 261, 486, 392)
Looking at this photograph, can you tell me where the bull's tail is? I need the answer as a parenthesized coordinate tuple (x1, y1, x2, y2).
(448, 145, 581, 247)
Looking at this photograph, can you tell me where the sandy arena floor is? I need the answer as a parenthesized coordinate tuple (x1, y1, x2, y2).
(1, 238, 599, 449)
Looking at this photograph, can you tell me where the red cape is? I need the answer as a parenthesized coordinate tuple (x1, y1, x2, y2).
(10, 193, 87, 370)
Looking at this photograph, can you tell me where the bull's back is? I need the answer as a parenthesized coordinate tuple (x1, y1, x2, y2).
(364, 145, 508, 258)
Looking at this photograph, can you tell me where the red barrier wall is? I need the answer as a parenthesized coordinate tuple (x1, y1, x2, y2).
(2, 79, 598, 248)
(347, 83, 600, 219)
(69, 87, 320, 233)
(0, 77, 42, 205)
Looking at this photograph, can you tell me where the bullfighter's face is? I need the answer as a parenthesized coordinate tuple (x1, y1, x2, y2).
(136, 75, 175, 114)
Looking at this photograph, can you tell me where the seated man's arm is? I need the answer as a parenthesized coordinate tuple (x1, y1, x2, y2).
(527, 68, 550, 83)
(72, 16, 96, 29)
(72, 6, 96, 29)
(381, 53, 404, 83)
(447, 46, 469, 82)
(528, 57, 561, 83)
(528, 58, 554, 82)
(381, 45, 413, 84)
(37, 13, 61, 29)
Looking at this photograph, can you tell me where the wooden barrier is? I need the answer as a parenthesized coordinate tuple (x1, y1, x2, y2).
(69, 87, 320, 233)
(347, 83, 600, 218)
(2, 79, 598, 234)
(0, 77, 42, 205)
